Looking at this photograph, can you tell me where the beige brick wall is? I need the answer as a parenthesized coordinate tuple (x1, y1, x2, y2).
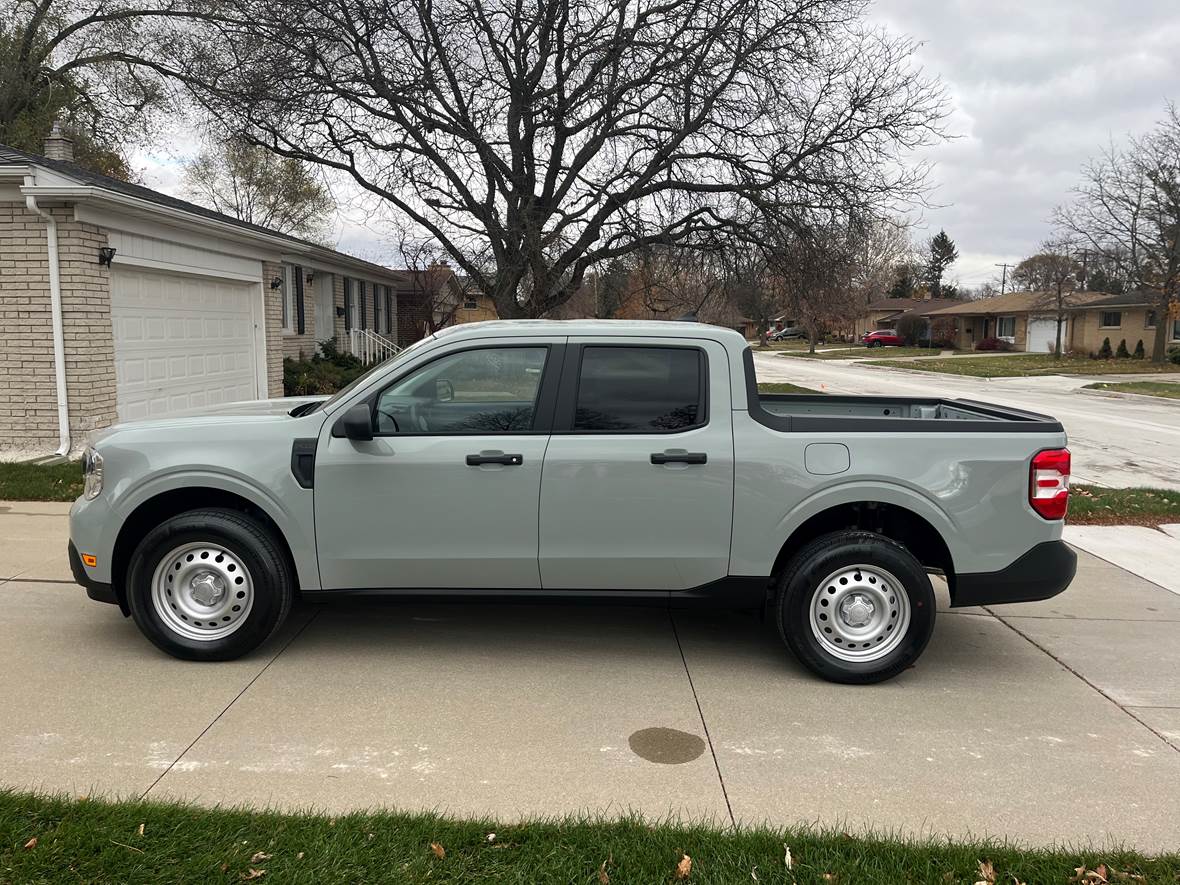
(262, 259, 284, 397)
(281, 264, 320, 361)
(0, 201, 115, 452)
(1071, 307, 1158, 355)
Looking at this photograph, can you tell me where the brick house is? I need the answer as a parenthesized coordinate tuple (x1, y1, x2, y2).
(927, 291, 1112, 352)
(1064, 291, 1180, 356)
(854, 297, 964, 341)
(1, 136, 416, 456)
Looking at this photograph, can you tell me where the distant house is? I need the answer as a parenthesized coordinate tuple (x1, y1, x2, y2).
(855, 297, 964, 341)
(1064, 291, 1180, 356)
(926, 291, 1112, 353)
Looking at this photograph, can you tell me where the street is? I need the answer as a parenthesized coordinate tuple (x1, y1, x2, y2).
(754, 352, 1180, 490)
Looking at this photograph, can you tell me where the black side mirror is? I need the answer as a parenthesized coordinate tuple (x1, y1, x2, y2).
(334, 403, 374, 441)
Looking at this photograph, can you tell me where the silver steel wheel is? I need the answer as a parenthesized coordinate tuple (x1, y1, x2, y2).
(150, 541, 254, 641)
(808, 564, 911, 663)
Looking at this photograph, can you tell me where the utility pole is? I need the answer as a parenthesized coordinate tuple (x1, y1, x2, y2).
(995, 263, 1014, 295)
(1078, 249, 1091, 292)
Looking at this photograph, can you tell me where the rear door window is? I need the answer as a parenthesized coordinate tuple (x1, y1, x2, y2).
(573, 346, 705, 432)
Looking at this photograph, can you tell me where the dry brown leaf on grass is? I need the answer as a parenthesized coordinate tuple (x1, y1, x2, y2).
(784, 844, 793, 869)
(250, 851, 272, 863)
(23, 837, 37, 850)
(296, 852, 305, 860)
(239, 869, 266, 881)
(822, 874, 837, 883)
(430, 842, 446, 859)
(675, 854, 692, 879)
(137, 823, 145, 837)
(598, 859, 610, 884)
(976, 859, 996, 885)
(1071, 865, 1109, 883)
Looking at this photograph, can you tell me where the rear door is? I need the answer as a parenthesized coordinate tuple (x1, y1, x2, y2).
(538, 337, 735, 591)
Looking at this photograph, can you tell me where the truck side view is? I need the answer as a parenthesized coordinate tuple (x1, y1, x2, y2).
(69, 321, 1076, 683)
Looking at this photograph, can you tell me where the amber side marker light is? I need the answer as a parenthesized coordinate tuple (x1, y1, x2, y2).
(81, 554, 98, 568)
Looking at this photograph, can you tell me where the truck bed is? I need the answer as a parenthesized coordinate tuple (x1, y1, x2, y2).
(752, 393, 1062, 433)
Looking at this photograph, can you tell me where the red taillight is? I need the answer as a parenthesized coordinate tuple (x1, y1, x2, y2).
(1030, 448, 1070, 520)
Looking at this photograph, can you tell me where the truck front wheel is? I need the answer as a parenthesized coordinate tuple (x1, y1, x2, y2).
(776, 530, 935, 684)
(125, 508, 295, 661)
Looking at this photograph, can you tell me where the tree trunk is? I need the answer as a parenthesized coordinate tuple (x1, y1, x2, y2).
(1054, 310, 1064, 360)
(1151, 293, 1171, 363)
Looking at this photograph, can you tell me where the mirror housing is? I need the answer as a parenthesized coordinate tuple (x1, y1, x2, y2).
(435, 379, 454, 402)
(334, 403, 374, 441)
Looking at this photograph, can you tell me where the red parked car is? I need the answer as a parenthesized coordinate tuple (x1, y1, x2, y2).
(862, 329, 902, 347)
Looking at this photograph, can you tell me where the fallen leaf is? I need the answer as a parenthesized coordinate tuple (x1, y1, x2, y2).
(137, 823, 145, 837)
(296, 852, 305, 860)
(250, 851, 272, 864)
(675, 854, 692, 879)
(598, 859, 610, 884)
(751, 864, 758, 880)
(23, 837, 37, 850)
(784, 844, 792, 870)
(239, 870, 266, 881)
(822, 875, 837, 883)
(430, 842, 445, 859)
(486, 832, 496, 842)
(220, 862, 229, 873)
(976, 859, 996, 885)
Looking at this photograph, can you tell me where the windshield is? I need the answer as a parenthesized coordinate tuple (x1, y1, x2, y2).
(317, 335, 436, 412)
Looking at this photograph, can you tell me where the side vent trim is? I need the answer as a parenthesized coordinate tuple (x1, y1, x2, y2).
(291, 438, 318, 489)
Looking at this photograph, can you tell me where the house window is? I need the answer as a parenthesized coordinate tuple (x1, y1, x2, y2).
(373, 285, 382, 333)
(344, 278, 357, 330)
(385, 287, 396, 334)
(996, 316, 1016, 338)
(1173, 319, 1180, 342)
(281, 264, 297, 333)
(1100, 311, 1121, 329)
(1145, 310, 1156, 329)
(463, 297, 479, 310)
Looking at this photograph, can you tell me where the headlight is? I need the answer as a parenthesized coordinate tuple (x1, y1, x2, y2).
(82, 447, 104, 500)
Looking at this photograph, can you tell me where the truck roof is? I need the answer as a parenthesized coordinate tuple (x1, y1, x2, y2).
(432, 319, 750, 346)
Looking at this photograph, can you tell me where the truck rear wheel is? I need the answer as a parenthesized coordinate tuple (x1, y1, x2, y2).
(125, 508, 294, 661)
(776, 530, 935, 684)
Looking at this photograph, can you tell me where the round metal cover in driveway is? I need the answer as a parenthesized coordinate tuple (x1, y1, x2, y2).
(627, 727, 706, 764)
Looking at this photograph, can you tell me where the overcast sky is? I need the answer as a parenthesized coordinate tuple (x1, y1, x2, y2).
(133, 0, 1180, 288)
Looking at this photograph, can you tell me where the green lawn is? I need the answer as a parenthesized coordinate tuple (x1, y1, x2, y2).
(1070, 484, 1180, 527)
(1, 791, 1175, 885)
(784, 346, 948, 360)
(1084, 380, 1180, 400)
(758, 382, 820, 394)
(0, 460, 81, 502)
(867, 353, 1180, 378)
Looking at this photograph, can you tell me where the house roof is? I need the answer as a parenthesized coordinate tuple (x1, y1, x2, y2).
(927, 291, 1111, 316)
(1065, 291, 1156, 309)
(0, 143, 406, 281)
(864, 297, 965, 316)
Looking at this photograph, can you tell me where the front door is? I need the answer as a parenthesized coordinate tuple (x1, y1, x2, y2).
(314, 341, 560, 590)
(538, 338, 735, 591)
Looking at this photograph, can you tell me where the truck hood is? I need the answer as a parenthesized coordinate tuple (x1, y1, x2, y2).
(86, 397, 328, 446)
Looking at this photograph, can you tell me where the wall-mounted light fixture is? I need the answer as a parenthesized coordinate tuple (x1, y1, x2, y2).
(270, 276, 283, 290)
(306, 270, 315, 284)
(335, 306, 345, 317)
(98, 246, 116, 267)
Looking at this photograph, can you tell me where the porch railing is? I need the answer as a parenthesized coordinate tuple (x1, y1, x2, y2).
(344, 328, 401, 365)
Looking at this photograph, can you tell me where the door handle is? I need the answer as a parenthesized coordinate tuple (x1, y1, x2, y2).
(466, 453, 524, 466)
(650, 452, 707, 465)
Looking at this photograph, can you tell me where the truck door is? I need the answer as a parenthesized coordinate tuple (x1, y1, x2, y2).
(538, 337, 735, 591)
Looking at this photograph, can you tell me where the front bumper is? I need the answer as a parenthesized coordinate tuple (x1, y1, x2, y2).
(68, 540, 119, 607)
(951, 539, 1076, 607)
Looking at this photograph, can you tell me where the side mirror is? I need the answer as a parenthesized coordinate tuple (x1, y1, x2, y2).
(435, 379, 454, 402)
(334, 403, 374, 441)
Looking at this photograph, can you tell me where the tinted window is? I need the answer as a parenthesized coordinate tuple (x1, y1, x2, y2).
(574, 347, 703, 432)
(376, 347, 547, 434)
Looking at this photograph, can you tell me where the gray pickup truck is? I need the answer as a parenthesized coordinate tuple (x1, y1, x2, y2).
(69, 320, 1075, 683)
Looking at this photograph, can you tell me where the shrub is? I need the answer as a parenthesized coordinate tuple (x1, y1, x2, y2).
(1169, 346, 1180, 365)
(283, 340, 368, 396)
(1098, 337, 1113, 359)
(974, 337, 1011, 352)
(1116, 338, 1130, 359)
(1134, 339, 1145, 359)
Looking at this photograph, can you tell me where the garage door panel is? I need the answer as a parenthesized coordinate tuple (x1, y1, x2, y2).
(112, 268, 260, 422)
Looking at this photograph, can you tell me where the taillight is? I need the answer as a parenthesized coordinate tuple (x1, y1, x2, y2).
(1030, 448, 1070, 520)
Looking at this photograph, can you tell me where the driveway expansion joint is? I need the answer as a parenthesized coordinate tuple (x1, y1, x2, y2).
(985, 607, 1180, 754)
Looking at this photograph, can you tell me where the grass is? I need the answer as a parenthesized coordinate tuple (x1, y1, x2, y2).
(758, 382, 821, 394)
(1069, 484, 1180, 527)
(865, 353, 1180, 378)
(1, 791, 1176, 885)
(1083, 380, 1180, 400)
(783, 346, 950, 360)
(0, 460, 81, 502)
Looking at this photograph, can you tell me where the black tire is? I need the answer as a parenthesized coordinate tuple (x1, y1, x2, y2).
(126, 508, 295, 661)
(775, 530, 935, 684)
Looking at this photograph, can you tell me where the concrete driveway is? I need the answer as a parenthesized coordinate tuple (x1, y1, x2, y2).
(2, 503, 1179, 851)
(754, 352, 1180, 490)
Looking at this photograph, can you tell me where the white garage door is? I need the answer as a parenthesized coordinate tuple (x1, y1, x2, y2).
(111, 268, 261, 422)
(1026, 316, 1066, 354)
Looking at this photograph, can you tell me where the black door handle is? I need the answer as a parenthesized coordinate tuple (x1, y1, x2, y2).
(466, 453, 524, 466)
(651, 452, 707, 465)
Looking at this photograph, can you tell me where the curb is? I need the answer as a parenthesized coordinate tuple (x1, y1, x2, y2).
(1077, 386, 1180, 408)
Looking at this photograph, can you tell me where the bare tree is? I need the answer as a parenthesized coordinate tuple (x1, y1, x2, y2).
(156, 0, 945, 318)
(769, 214, 861, 353)
(394, 230, 471, 336)
(1019, 240, 1082, 359)
(0, 0, 180, 177)
(850, 218, 914, 306)
(183, 134, 334, 239)
(1055, 103, 1180, 363)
